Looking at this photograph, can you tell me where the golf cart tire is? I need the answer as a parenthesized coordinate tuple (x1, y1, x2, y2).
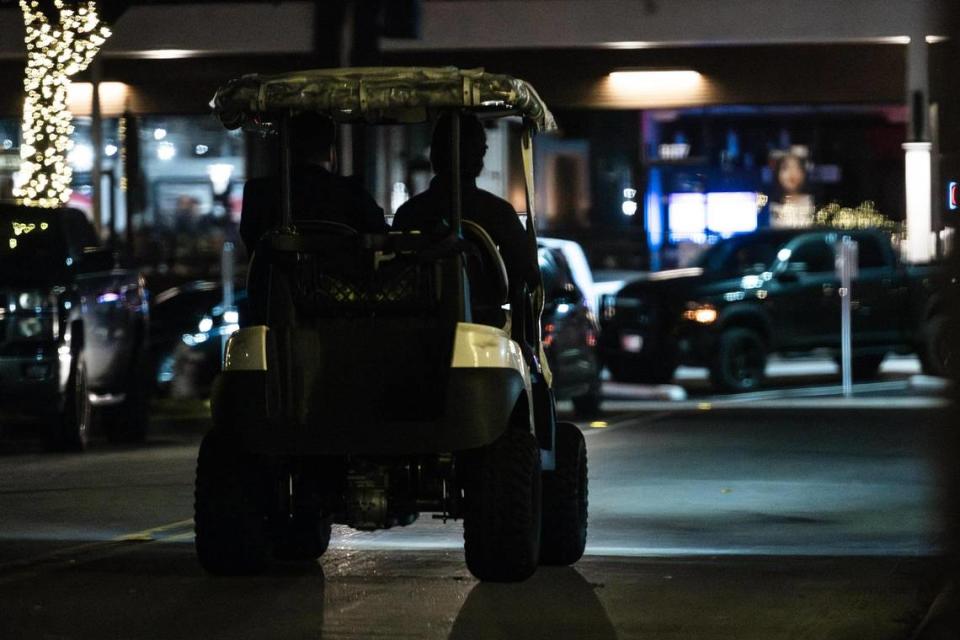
(539, 421, 588, 566)
(710, 327, 767, 393)
(463, 428, 542, 583)
(274, 514, 333, 562)
(194, 429, 271, 575)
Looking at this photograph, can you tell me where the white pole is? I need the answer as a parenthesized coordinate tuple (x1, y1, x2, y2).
(904, 142, 934, 263)
(220, 241, 235, 366)
(839, 237, 857, 398)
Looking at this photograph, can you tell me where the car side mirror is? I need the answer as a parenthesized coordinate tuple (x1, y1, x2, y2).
(75, 248, 115, 273)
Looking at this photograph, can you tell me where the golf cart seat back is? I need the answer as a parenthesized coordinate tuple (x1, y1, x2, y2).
(249, 220, 464, 425)
(462, 220, 509, 327)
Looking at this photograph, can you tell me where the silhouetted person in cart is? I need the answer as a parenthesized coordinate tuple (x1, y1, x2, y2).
(393, 113, 538, 305)
(239, 113, 387, 257)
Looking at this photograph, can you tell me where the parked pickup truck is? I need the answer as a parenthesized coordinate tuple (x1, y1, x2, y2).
(599, 228, 957, 392)
(0, 204, 149, 449)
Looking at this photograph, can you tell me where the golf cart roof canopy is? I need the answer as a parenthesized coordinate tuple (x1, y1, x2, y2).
(211, 66, 557, 133)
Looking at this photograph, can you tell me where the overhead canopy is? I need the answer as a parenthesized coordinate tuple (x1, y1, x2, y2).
(210, 66, 557, 133)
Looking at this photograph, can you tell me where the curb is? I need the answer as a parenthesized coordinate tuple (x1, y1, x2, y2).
(912, 579, 960, 640)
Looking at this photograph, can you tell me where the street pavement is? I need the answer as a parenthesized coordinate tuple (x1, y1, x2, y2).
(0, 390, 951, 638)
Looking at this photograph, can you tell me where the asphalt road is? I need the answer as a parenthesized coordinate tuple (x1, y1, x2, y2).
(0, 402, 950, 639)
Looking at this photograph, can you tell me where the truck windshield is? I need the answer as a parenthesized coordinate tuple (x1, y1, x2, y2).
(697, 234, 784, 275)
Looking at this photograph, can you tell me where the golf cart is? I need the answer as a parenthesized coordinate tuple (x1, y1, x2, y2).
(196, 67, 588, 582)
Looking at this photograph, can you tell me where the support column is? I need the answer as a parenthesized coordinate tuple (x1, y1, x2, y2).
(91, 59, 103, 236)
(903, 36, 934, 262)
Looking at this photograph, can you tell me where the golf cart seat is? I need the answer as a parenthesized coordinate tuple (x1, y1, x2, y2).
(234, 219, 508, 450)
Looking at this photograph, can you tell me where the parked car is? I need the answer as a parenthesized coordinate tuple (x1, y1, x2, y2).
(0, 204, 149, 449)
(539, 246, 602, 416)
(538, 237, 598, 314)
(599, 228, 956, 392)
(156, 251, 605, 415)
(149, 280, 244, 398)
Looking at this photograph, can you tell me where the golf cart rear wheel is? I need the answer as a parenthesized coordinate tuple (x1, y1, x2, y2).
(539, 422, 588, 566)
(710, 327, 766, 393)
(462, 428, 542, 582)
(194, 429, 271, 575)
(274, 513, 332, 562)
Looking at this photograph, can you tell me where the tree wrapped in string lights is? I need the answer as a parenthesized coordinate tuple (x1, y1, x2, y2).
(14, 0, 112, 208)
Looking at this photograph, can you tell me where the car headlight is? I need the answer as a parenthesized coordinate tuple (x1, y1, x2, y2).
(18, 291, 44, 310)
(683, 304, 718, 324)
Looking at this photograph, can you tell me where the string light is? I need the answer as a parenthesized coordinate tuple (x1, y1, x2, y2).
(14, 1, 112, 208)
(815, 201, 900, 231)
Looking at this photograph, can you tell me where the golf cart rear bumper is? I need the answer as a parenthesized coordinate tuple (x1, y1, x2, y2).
(211, 366, 526, 456)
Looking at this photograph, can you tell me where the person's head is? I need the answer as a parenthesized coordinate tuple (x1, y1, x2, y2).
(289, 112, 336, 166)
(430, 112, 487, 179)
(776, 153, 807, 197)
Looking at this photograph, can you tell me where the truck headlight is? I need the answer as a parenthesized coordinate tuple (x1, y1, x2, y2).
(683, 304, 718, 324)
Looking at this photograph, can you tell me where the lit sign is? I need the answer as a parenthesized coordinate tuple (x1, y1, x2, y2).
(949, 181, 958, 211)
(668, 191, 759, 241)
(706, 192, 759, 237)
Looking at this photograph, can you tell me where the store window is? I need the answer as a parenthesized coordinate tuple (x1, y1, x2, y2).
(134, 115, 246, 278)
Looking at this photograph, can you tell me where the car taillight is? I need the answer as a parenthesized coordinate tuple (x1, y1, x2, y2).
(600, 294, 617, 321)
(543, 322, 556, 348)
(586, 329, 597, 347)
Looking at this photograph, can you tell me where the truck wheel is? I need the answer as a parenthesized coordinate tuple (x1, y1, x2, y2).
(46, 356, 91, 452)
(462, 428, 542, 582)
(850, 354, 885, 380)
(607, 358, 677, 384)
(194, 430, 271, 575)
(921, 315, 955, 379)
(571, 382, 602, 418)
(710, 328, 766, 393)
(274, 497, 333, 562)
(104, 350, 151, 443)
(540, 422, 588, 566)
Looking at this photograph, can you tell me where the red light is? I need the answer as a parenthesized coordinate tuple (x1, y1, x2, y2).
(543, 323, 556, 348)
(586, 330, 597, 347)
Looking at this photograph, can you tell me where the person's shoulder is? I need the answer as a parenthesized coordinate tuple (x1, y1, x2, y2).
(475, 188, 517, 214)
(393, 191, 430, 228)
